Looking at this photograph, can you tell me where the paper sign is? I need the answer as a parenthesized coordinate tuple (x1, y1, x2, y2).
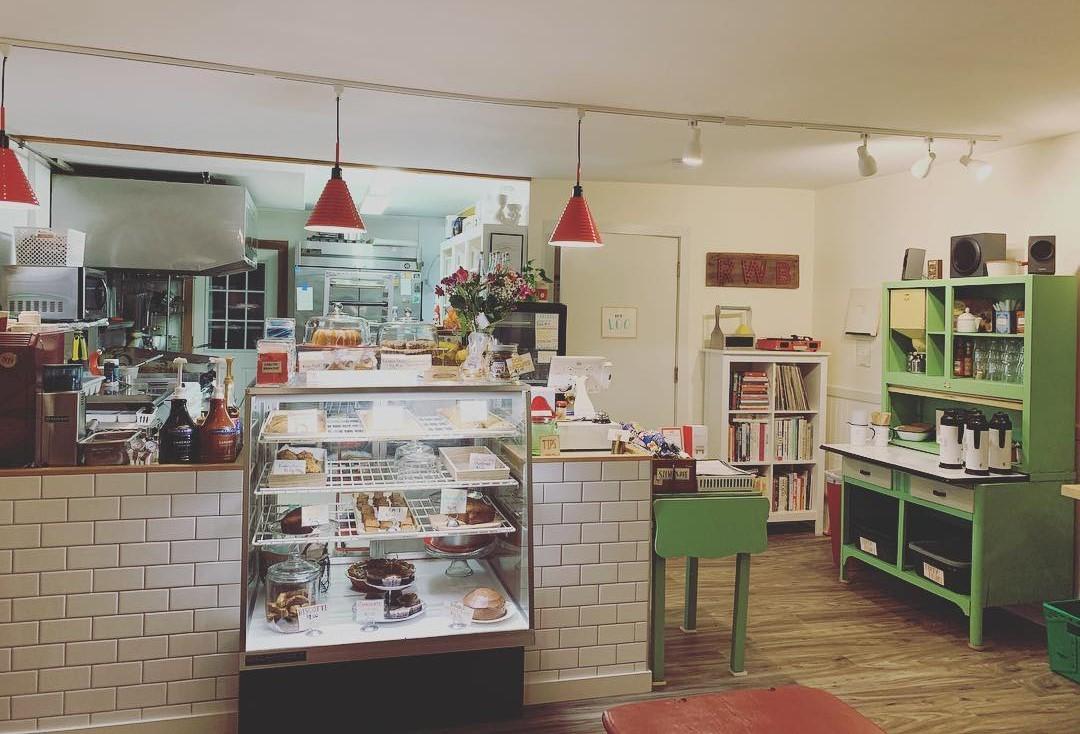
(859, 537, 878, 556)
(536, 313, 558, 330)
(380, 353, 432, 370)
(272, 460, 307, 476)
(539, 434, 561, 457)
(536, 328, 560, 351)
(601, 306, 638, 338)
(376, 505, 409, 522)
(458, 400, 489, 424)
(508, 352, 535, 376)
(923, 563, 945, 586)
(475, 313, 491, 330)
(297, 603, 327, 631)
(354, 599, 384, 623)
(301, 505, 329, 527)
(537, 350, 556, 365)
(400, 272, 414, 296)
(440, 488, 468, 515)
(469, 452, 500, 470)
(296, 285, 314, 311)
(286, 410, 321, 434)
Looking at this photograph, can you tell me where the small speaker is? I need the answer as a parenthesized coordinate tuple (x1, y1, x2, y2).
(950, 233, 1006, 278)
(902, 248, 926, 280)
(1028, 235, 1056, 275)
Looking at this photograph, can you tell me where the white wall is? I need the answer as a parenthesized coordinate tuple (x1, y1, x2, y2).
(529, 179, 816, 426)
(813, 131, 1080, 404)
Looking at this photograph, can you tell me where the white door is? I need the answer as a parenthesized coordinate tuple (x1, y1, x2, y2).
(558, 231, 680, 429)
(193, 249, 280, 397)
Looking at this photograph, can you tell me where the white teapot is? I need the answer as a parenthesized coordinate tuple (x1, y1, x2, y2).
(956, 307, 982, 333)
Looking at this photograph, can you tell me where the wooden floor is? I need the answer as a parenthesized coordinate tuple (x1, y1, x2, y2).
(438, 530, 1080, 734)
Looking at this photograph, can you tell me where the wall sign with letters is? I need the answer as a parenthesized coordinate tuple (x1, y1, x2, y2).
(601, 306, 638, 338)
(705, 252, 800, 289)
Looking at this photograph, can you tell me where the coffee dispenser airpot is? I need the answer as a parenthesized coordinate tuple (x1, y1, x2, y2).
(987, 412, 1013, 474)
(938, 409, 963, 469)
(962, 410, 990, 476)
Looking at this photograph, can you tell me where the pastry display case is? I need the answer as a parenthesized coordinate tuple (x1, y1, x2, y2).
(240, 381, 533, 670)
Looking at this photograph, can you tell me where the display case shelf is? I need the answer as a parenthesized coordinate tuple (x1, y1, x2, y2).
(252, 496, 518, 546)
(255, 459, 520, 496)
(258, 407, 519, 444)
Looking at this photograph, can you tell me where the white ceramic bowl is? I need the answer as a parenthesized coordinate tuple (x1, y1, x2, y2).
(895, 428, 932, 441)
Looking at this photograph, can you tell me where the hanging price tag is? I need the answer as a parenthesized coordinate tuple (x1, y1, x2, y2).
(469, 452, 500, 470)
(376, 505, 410, 522)
(297, 603, 328, 631)
(508, 352, 535, 376)
(458, 400, 488, 424)
(440, 488, 468, 515)
(301, 505, 329, 527)
(272, 459, 307, 476)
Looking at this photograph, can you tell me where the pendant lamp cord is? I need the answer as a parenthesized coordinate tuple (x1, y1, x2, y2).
(334, 89, 341, 167)
(575, 110, 583, 186)
(1, 54, 7, 131)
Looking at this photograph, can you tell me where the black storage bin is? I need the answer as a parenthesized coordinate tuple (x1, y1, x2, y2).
(908, 538, 972, 594)
(851, 522, 897, 564)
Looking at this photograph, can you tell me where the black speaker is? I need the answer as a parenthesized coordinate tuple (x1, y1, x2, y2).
(1028, 235, 1056, 275)
(950, 233, 1006, 277)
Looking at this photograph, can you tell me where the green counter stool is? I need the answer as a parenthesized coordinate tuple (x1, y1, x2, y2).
(651, 493, 769, 684)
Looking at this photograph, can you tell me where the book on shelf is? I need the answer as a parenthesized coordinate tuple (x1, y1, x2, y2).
(774, 416, 814, 462)
(728, 416, 770, 463)
(771, 468, 812, 512)
(731, 369, 770, 409)
(774, 364, 810, 411)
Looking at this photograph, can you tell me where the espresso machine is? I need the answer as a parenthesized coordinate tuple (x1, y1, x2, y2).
(0, 331, 65, 467)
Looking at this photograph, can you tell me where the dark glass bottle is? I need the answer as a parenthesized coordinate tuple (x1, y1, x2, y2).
(159, 396, 198, 464)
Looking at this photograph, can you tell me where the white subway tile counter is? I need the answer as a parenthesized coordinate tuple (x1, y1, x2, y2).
(526, 453, 653, 705)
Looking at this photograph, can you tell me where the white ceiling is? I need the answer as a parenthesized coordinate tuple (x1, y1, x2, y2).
(4, 0, 1080, 188)
(31, 143, 528, 216)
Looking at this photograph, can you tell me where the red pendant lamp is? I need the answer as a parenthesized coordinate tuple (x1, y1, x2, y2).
(549, 110, 601, 247)
(0, 47, 39, 210)
(305, 85, 365, 235)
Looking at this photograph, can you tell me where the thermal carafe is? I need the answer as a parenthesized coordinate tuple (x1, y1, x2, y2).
(962, 411, 989, 476)
(988, 412, 1013, 474)
(938, 408, 963, 469)
(35, 391, 85, 467)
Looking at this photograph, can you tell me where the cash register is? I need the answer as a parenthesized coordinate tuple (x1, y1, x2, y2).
(547, 355, 617, 451)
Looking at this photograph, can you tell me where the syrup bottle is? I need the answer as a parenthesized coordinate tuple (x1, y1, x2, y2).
(159, 358, 198, 464)
(198, 358, 239, 463)
(223, 356, 243, 455)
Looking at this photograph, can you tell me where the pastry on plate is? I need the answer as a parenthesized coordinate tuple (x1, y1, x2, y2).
(463, 587, 506, 621)
(279, 507, 314, 535)
(449, 493, 496, 525)
(364, 558, 415, 587)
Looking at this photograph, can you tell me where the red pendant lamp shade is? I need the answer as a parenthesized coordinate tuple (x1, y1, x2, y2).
(0, 52, 39, 209)
(306, 88, 365, 235)
(549, 112, 602, 248)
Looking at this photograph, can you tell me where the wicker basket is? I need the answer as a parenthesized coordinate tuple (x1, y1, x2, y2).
(13, 227, 85, 267)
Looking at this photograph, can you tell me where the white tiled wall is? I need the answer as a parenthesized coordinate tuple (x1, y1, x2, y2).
(0, 470, 243, 734)
(525, 459, 652, 689)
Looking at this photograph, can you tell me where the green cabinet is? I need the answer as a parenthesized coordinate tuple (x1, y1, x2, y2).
(836, 275, 1076, 649)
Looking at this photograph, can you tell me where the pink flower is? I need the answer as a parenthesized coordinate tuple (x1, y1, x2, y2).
(454, 267, 470, 284)
(434, 285, 445, 297)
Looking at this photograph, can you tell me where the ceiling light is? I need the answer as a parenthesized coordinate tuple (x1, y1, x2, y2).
(549, 110, 602, 248)
(682, 120, 703, 167)
(359, 194, 390, 215)
(306, 85, 365, 235)
(959, 140, 992, 183)
(856, 133, 877, 177)
(910, 137, 936, 179)
(0, 46, 39, 210)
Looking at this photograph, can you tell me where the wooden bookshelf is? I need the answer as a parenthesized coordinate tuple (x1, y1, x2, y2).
(703, 349, 829, 534)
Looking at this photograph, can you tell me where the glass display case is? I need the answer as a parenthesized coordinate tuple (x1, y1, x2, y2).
(240, 381, 532, 669)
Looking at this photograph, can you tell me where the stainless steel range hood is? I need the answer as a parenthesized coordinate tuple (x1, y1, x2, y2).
(51, 176, 257, 275)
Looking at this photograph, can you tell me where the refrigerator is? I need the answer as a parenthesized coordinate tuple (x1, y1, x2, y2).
(492, 302, 567, 386)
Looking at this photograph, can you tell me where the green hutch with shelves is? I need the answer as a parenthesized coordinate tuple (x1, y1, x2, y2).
(836, 274, 1076, 648)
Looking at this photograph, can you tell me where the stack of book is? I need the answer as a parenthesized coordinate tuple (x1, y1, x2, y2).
(728, 417, 770, 463)
(772, 468, 812, 512)
(774, 416, 814, 461)
(731, 370, 770, 409)
(774, 364, 810, 411)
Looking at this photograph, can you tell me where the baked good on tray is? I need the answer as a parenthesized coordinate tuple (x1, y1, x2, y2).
(448, 494, 497, 525)
(354, 491, 417, 531)
(364, 558, 416, 587)
(279, 507, 314, 535)
(385, 590, 424, 619)
(463, 587, 506, 621)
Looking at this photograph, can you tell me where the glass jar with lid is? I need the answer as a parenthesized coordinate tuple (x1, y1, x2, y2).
(304, 303, 372, 347)
(378, 316, 438, 356)
(265, 555, 321, 633)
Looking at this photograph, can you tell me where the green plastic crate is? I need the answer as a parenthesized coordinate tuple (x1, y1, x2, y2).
(1043, 599, 1080, 684)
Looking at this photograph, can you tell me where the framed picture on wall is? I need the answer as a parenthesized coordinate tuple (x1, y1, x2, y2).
(487, 232, 525, 272)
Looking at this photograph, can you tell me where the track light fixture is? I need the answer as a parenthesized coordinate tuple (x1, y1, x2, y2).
(910, 137, 936, 179)
(856, 133, 877, 177)
(959, 140, 992, 183)
(681, 120, 703, 167)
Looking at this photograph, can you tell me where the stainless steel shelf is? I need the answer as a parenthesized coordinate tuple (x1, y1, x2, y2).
(254, 459, 519, 496)
(251, 496, 517, 546)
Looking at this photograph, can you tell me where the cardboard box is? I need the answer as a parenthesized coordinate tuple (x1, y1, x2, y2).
(651, 457, 697, 494)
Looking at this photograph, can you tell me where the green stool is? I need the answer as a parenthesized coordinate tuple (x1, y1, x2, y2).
(651, 494, 768, 684)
